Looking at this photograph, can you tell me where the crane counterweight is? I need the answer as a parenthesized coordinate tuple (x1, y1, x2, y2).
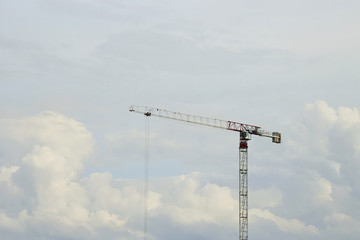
(272, 132, 282, 143)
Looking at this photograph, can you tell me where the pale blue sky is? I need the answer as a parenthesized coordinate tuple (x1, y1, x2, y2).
(1, 0, 360, 239)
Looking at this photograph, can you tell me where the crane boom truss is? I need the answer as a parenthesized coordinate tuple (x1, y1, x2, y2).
(129, 105, 281, 240)
(129, 106, 281, 143)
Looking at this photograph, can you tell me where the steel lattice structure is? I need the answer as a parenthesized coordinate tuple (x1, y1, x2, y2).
(129, 106, 281, 240)
(239, 137, 249, 240)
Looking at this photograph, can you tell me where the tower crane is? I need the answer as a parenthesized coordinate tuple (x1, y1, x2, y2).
(129, 105, 281, 240)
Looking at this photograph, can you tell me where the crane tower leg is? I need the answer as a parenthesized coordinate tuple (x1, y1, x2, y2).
(239, 134, 249, 240)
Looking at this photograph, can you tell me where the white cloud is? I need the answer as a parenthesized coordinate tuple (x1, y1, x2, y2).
(312, 172, 333, 204)
(324, 212, 352, 223)
(90, 210, 126, 229)
(0, 112, 138, 239)
(250, 186, 283, 208)
(304, 101, 337, 129)
(84, 172, 161, 217)
(299, 170, 333, 206)
(0, 166, 20, 194)
(324, 212, 360, 237)
(1, 112, 95, 230)
(156, 173, 237, 227)
(0, 166, 19, 183)
(1, 0, 360, 239)
(249, 100, 360, 239)
(3, 111, 94, 161)
(0, 210, 28, 232)
(285, 101, 360, 182)
(250, 208, 319, 235)
(337, 107, 360, 128)
(1, 101, 360, 239)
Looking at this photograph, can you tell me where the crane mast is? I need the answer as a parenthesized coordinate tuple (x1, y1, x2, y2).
(129, 105, 281, 240)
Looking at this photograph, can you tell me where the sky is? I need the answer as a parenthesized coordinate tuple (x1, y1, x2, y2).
(0, 0, 360, 239)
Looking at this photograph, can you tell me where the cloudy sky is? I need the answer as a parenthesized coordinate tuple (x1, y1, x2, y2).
(1, 0, 360, 239)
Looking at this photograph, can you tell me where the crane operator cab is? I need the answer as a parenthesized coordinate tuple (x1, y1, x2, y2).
(240, 131, 251, 140)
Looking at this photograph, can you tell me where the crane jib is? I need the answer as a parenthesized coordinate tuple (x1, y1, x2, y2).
(129, 105, 281, 144)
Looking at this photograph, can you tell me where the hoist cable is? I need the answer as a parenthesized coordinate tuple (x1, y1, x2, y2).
(144, 116, 150, 240)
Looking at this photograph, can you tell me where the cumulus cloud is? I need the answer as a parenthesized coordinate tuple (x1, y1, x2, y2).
(2, 111, 94, 161)
(323, 212, 360, 238)
(0, 210, 28, 232)
(250, 208, 319, 235)
(250, 186, 283, 208)
(304, 101, 337, 130)
(0, 112, 137, 239)
(306, 102, 360, 189)
(1, 102, 360, 239)
(0, 166, 20, 194)
(273, 100, 360, 238)
(153, 173, 237, 227)
(0, 111, 240, 239)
